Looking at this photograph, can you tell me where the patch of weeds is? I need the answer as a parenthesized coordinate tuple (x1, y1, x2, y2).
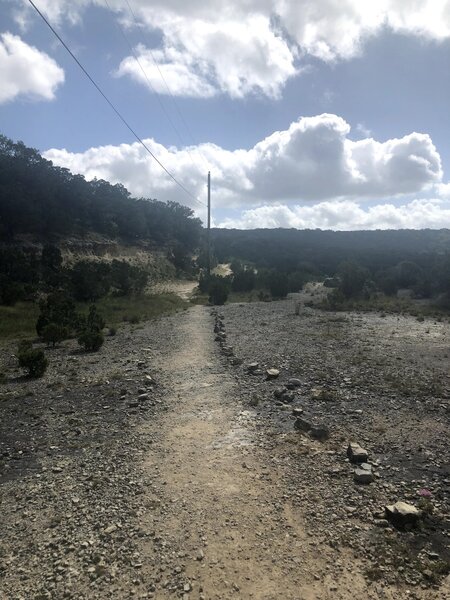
(365, 565, 384, 582)
(417, 498, 434, 516)
(420, 560, 450, 585)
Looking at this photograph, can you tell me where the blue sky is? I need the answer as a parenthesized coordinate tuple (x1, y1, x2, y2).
(1, 0, 450, 229)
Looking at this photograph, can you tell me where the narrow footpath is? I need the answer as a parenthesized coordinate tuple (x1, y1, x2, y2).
(135, 306, 384, 600)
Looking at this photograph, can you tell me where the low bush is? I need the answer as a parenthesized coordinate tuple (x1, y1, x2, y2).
(208, 276, 230, 305)
(41, 323, 70, 347)
(17, 341, 48, 378)
(77, 329, 104, 352)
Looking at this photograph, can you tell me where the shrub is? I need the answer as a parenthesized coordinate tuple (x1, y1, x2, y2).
(77, 305, 105, 352)
(36, 292, 78, 337)
(17, 341, 48, 378)
(41, 323, 69, 347)
(208, 276, 230, 305)
(77, 329, 104, 352)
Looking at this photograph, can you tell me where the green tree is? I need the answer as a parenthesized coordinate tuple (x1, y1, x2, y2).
(232, 268, 256, 292)
(111, 260, 148, 295)
(208, 276, 230, 305)
(36, 292, 78, 337)
(267, 271, 289, 299)
(77, 305, 105, 352)
(338, 261, 369, 299)
(70, 261, 111, 301)
(41, 244, 63, 288)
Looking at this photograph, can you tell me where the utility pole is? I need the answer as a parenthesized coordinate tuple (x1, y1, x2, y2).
(207, 171, 211, 276)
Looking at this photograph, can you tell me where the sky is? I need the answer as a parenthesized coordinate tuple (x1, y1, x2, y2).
(1, 0, 450, 230)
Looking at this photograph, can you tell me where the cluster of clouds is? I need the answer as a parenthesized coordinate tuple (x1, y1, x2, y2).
(0, 32, 64, 103)
(217, 199, 450, 230)
(3, 1, 450, 230)
(4, 0, 450, 101)
(43, 113, 448, 229)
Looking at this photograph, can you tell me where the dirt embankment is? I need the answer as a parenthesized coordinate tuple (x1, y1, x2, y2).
(1, 235, 176, 279)
(0, 297, 449, 599)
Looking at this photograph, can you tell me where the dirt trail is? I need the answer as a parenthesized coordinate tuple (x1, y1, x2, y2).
(136, 306, 403, 600)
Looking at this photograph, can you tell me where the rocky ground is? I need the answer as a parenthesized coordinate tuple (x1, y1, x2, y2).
(0, 292, 449, 599)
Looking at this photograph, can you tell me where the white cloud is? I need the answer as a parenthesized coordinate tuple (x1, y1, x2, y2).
(116, 45, 217, 98)
(217, 198, 450, 230)
(0, 32, 64, 103)
(43, 114, 442, 214)
(17, 1, 450, 98)
(116, 14, 298, 98)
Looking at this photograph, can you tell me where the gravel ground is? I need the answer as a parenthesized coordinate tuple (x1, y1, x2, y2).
(0, 295, 449, 599)
(219, 293, 450, 594)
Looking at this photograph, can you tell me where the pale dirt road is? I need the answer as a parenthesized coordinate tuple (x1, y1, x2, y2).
(134, 305, 434, 600)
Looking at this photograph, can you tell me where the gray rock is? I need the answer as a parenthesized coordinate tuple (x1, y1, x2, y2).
(354, 464, 374, 484)
(286, 378, 301, 389)
(246, 362, 259, 372)
(280, 390, 295, 403)
(294, 417, 312, 432)
(347, 442, 369, 464)
(266, 368, 280, 379)
(309, 426, 330, 441)
(385, 502, 422, 529)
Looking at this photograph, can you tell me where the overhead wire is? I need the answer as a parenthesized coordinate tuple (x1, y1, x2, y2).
(103, 0, 201, 174)
(27, 0, 206, 209)
(123, 0, 211, 173)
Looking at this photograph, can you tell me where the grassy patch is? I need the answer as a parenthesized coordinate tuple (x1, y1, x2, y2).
(0, 293, 187, 341)
(0, 302, 40, 339)
(83, 293, 188, 325)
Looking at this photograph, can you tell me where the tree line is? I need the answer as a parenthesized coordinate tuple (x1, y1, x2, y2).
(211, 228, 450, 307)
(0, 134, 202, 251)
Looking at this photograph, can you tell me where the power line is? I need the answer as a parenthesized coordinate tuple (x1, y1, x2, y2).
(27, 0, 206, 209)
(103, 0, 200, 173)
(123, 0, 211, 172)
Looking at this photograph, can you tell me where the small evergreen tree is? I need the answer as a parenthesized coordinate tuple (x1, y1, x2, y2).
(41, 323, 69, 347)
(36, 292, 77, 337)
(17, 340, 48, 378)
(77, 305, 105, 352)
